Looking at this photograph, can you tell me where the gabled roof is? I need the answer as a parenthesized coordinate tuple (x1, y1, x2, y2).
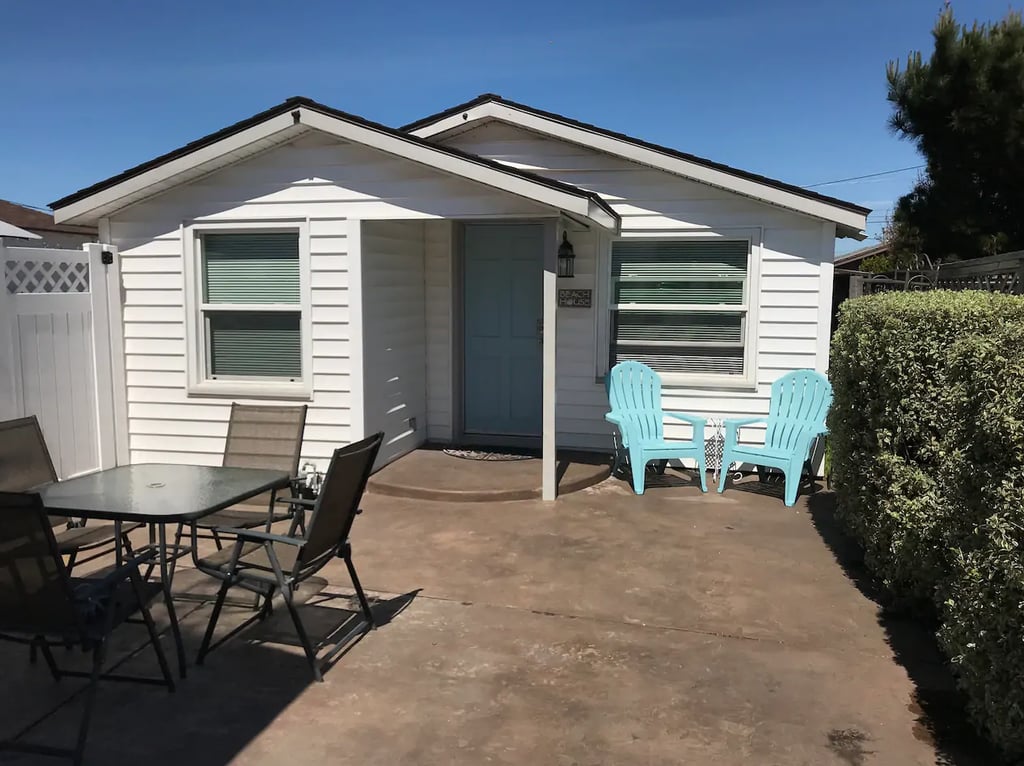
(403, 94, 869, 238)
(50, 97, 618, 230)
(834, 242, 889, 268)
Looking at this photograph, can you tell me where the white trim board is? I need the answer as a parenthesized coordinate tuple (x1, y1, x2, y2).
(181, 219, 314, 400)
(52, 101, 619, 232)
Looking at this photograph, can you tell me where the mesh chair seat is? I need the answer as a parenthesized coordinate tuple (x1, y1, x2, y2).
(181, 404, 307, 547)
(197, 541, 301, 585)
(0, 491, 174, 765)
(67, 578, 167, 641)
(197, 432, 384, 682)
(0, 416, 136, 569)
(195, 502, 293, 531)
(55, 522, 142, 555)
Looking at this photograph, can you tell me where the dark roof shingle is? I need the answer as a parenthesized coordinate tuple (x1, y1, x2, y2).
(401, 93, 870, 217)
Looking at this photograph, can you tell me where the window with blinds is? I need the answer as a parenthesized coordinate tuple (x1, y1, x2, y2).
(610, 239, 750, 378)
(199, 232, 302, 381)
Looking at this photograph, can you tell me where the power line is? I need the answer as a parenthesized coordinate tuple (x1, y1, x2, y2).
(1, 199, 51, 212)
(803, 165, 925, 188)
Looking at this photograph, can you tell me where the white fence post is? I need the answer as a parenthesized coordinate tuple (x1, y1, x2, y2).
(85, 243, 128, 469)
(0, 242, 17, 420)
(85, 244, 116, 469)
(104, 244, 129, 465)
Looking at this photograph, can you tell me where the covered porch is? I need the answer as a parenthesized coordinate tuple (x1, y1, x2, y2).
(357, 214, 609, 500)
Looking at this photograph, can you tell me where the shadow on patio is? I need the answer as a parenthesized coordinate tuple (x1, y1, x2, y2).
(806, 492, 1002, 766)
(0, 578, 418, 766)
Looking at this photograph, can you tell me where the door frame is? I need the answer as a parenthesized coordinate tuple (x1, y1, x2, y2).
(452, 219, 551, 449)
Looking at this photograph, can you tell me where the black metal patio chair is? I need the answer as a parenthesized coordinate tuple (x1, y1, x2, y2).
(0, 491, 174, 765)
(196, 432, 383, 682)
(0, 416, 137, 572)
(170, 404, 308, 587)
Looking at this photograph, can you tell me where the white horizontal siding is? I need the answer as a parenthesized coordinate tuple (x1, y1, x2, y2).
(361, 221, 428, 468)
(441, 122, 833, 453)
(423, 221, 453, 442)
(110, 129, 576, 468)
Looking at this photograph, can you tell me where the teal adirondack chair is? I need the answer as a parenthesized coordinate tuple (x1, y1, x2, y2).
(717, 369, 832, 507)
(605, 361, 707, 495)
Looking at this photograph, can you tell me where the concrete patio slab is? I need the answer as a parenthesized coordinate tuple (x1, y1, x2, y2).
(13, 592, 939, 766)
(0, 473, 995, 765)
(367, 447, 611, 501)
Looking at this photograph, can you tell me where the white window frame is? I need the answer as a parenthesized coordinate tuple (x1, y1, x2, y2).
(595, 227, 762, 389)
(182, 219, 312, 399)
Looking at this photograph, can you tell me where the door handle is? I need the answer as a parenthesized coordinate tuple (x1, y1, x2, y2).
(536, 318, 543, 344)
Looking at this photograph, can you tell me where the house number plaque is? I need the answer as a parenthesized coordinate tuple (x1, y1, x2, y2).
(558, 289, 592, 308)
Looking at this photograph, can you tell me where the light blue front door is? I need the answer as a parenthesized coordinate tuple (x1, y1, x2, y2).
(464, 224, 544, 437)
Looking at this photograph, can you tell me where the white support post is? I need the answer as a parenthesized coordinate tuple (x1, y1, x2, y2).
(347, 219, 367, 447)
(542, 220, 559, 501)
(816, 223, 837, 373)
(0, 242, 16, 421)
(104, 243, 130, 465)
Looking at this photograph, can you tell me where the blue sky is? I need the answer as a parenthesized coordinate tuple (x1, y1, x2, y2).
(1, 0, 1015, 252)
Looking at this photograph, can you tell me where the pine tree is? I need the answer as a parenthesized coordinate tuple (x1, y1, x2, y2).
(887, 9, 1024, 261)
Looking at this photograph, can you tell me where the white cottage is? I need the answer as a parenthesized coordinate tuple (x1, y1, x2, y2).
(50, 95, 868, 499)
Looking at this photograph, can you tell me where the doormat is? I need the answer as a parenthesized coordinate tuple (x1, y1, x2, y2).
(442, 448, 534, 462)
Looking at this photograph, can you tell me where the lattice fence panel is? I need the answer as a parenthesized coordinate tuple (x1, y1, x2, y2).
(5, 259, 89, 294)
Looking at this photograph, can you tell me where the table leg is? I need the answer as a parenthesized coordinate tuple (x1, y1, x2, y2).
(114, 520, 123, 568)
(158, 524, 187, 679)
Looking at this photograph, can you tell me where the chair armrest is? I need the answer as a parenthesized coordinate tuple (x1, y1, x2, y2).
(722, 417, 767, 446)
(605, 411, 640, 448)
(77, 549, 157, 595)
(212, 527, 306, 547)
(722, 417, 766, 428)
(282, 496, 316, 508)
(664, 412, 706, 445)
(664, 412, 705, 426)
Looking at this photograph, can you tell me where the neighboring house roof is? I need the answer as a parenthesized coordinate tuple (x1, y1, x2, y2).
(0, 199, 96, 236)
(0, 220, 41, 239)
(834, 242, 889, 268)
(403, 94, 869, 238)
(50, 97, 618, 230)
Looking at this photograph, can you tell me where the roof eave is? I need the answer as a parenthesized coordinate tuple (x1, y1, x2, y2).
(406, 97, 869, 235)
(52, 98, 619, 232)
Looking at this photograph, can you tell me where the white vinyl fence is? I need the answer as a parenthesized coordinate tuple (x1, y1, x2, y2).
(0, 243, 125, 478)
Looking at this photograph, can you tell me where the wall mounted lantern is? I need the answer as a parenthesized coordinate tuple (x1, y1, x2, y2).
(557, 232, 575, 278)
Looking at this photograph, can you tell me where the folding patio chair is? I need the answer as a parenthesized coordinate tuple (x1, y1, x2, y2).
(171, 404, 308, 581)
(0, 491, 174, 766)
(0, 416, 136, 572)
(196, 432, 383, 682)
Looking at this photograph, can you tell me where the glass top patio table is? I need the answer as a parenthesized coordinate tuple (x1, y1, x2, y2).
(36, 463, 291, 523)
(35, 463, 292, 680)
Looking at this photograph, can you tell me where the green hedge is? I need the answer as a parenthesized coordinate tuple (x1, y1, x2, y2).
(829, 291, 1024, 757)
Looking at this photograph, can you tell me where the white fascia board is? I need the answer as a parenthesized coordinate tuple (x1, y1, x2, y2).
(53, 113, 298, 224)
(412, 102, 867, 234)
(297, 109, 616, 230)
(408, 103, 501, 138)
(56, 105, 617, 231)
